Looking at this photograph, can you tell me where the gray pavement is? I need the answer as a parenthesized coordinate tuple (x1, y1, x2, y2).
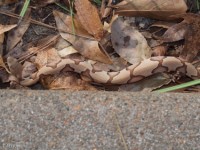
(0, 90, 199, 150)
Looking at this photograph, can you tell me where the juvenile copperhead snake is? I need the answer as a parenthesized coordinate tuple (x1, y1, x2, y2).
(20, 56, 198, 86)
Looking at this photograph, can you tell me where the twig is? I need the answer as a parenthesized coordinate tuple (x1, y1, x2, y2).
(114, 114, 129, 150)
(0, 10, 57, 30)
(0, 10, 95, 40)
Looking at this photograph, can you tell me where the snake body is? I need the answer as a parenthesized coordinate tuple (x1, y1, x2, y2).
(20, 56, 198, 86)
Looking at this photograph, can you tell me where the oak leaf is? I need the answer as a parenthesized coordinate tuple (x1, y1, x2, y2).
(75, 0, 104, 40)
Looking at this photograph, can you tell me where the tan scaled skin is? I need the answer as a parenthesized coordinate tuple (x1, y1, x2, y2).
(20, 56, 198, 86)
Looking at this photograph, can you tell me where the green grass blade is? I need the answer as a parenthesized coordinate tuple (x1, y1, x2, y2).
(55, 2, 71, 14)
(19, 0, 30, 18)
(93, 0, 102, 6)
(155, 79, 200, 93)
(68, 0, 76, 36)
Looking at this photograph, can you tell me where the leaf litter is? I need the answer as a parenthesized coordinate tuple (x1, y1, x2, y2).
(0, 0, 199, 92)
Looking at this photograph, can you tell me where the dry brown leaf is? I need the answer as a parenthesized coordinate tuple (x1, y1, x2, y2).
(160, 21, 188, 42)
(6, 9, 31, 51)
(7, 56, 23, 79)
(75, 0, 104, 40)
(115, 0, 187, 20)
(179, 14, 200, 62)
(6, 34, 59, 62)
(0, 56, 10, 73)
(101, 0, 113, 18)
(0, 24, 17, 34)
(0, 24, 17, 53)
(55, 37, 78, 57)
(151, 21, 176, 29)
(54, 10, 112, 64)
(111, 17, 151, 64)
(0, 33, 3, 44)
(40, 71, 96, 90)
(53, 10, 92, 38)
(159, 13, 200, 62)
(61, 33, 112, 64)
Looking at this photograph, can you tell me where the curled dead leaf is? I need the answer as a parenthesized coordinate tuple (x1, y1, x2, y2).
(7, 9, 31, 51)
(75, 0, 104, 40)
(40, 71, 96, 90)
(54, 11, 112, 64)
(115, 0, 187, 20)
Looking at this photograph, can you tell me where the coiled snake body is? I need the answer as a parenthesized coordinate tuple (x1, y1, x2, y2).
(20, 56, 198, 86)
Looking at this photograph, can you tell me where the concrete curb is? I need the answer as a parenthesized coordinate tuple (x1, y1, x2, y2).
(0, 90, 199, 149)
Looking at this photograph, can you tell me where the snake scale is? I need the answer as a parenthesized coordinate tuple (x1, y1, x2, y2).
(20, 56, 198, 86)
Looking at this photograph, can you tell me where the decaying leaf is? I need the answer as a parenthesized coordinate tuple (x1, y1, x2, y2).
(6, 35, 59, 62)
(75, 0, 104, 40)
(101, 0, 112, 18)
(40, 71, 96, 90)
(160, 13, 200, 62)
(53, 10, 92, 38)
(6, 9, 31, 51)
(0, 24, 17, 54)
(178, 14, 200, 62)
(54, 10, 112, 64)
(7, 56, 23, 79)
(111, 17, 151, 64)
(115, 0, 187, 20)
